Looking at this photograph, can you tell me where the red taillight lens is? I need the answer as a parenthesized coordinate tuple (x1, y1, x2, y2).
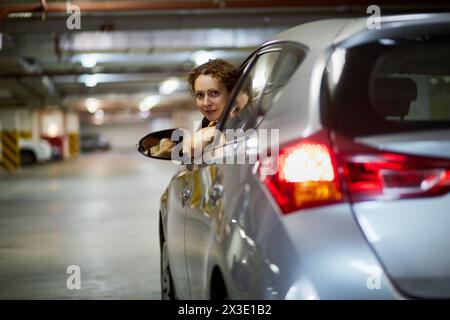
(257, 130, 450, 215)
(339, 148, 450, 202)
(256, 130, 343, 214)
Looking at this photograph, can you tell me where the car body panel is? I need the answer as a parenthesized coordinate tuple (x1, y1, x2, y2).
(356, 129, 450, 159)
(19, 138, 52, 162)
(281, 204, 400, 299)
(353, 196, 450, 299)
(165, 167, 192, 298)
(185, 165, 223, 299)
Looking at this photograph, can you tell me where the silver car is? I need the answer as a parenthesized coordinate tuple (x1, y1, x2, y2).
(139, 13, 450, 299)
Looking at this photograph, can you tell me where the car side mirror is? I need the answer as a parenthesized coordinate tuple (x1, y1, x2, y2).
(137, 129, 177, 160)
(137, 127, 226, 164)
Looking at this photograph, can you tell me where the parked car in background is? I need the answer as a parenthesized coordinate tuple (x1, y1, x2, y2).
(80, 133, 111, 152)
(139, 13, 450, 299)
(19, 138, 52, 165)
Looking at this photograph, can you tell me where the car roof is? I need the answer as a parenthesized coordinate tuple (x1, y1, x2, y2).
(265, 18, 351, 50)
(266, 13, 450, 49)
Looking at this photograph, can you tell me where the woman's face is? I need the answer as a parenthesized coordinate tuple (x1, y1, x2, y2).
(194, 74, 230, 122)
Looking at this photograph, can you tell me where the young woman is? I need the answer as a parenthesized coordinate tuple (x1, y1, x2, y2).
(152, 59, 241, 158)
(188, 59, 239, 127)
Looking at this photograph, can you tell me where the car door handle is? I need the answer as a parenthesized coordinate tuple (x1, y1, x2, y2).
(181, 188, 191, 206)
(208, 184, 224, 203)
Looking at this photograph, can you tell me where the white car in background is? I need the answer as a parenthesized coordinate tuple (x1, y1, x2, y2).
(19, 138, 52, 165)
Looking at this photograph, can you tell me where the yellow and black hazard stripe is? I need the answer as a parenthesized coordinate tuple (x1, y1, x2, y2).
(19, 130, 32, 140)
(68, 132, 79, 158)
(1, 130, 21, 171)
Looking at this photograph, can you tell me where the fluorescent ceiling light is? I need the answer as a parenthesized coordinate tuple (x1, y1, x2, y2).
(8, 13, 33, 18)
(95, 109, 104, 119)
(139, 95, 160, 111)
(46, 124, 59, 138)
(193, 50, 217, 66)
(140, 110, 150, 119)
(94, 109, 104, 125)
(80, 54, 97, 68)
(85, 98, 99, 113)
(159, 77, 180, 95)
(83, 75, 98, 87)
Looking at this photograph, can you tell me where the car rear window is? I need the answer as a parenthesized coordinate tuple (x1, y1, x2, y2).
(325, 35, 450, 137)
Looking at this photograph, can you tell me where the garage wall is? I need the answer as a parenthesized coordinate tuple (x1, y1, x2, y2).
(81, 121, 150, 151)
(81, 111, 202, 152)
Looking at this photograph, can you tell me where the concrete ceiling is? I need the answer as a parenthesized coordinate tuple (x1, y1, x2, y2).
(1, 1, 448, 124)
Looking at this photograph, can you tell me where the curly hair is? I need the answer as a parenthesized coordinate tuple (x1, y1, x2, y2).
(187, 59, 239, 94)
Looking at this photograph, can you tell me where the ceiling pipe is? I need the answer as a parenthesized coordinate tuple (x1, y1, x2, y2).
(1, 1, 448, 20)
(2, 0, 437, 20)
(0, 1, 313, 20)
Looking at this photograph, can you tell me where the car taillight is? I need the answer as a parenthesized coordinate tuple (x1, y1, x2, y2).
(256, 130, 343, 214)
(256, 130, 450, 215)
(335, 134, 450, 202)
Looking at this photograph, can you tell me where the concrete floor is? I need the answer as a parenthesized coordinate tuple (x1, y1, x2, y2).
(0, 151, 177, 299)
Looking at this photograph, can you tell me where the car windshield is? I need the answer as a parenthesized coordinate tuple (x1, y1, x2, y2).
(326, 34, 450, 137)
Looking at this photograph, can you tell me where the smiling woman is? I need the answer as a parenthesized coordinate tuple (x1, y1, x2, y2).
(188, 59, 240, 126)
(145, 59, 241, 159)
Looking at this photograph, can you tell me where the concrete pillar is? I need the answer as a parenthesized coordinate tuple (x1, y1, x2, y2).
(0, 109, 21, 171)
(64, 111, 80, 159)
(17, 109, 32, 139)
(31, 109, 40, 143)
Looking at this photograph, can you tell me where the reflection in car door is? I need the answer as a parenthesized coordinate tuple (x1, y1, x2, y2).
(184, 163, 226, 298)
(166, 167, 192, 298)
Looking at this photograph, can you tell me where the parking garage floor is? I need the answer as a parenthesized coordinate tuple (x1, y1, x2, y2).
(0, 151, 176, 299)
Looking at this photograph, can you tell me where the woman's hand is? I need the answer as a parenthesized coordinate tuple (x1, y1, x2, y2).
(189, 126, 227, 159)
(151, 138, 175, 158)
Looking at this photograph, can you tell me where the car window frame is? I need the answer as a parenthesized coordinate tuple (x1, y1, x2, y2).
(222, 47, 283, 132)
(249, 42, 308, 130)
(203, 41, 307, 163)
(218, 41, 308, 134)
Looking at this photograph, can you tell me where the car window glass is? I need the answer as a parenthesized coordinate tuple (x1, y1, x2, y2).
(371, 44, 450, 122)
(223, 44, 305, 132)
(222, 50, 281, 131)
(256, 47, 306, 127)
(329, 36, 450, 137)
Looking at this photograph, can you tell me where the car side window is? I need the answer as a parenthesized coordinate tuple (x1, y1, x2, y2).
(223, 43, 306, 131)
(256, 46, 306, 126)
(222, 49, 281, 131)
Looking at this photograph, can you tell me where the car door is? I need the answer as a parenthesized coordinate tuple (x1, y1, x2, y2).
(166, 166, 192, 299)
(217, 43, 308, 298)
(183, 43, 301, 298)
